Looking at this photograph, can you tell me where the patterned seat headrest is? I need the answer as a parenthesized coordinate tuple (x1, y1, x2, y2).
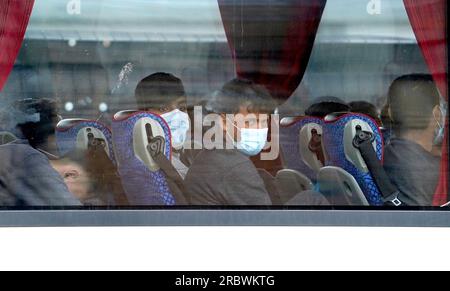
(56, 119, 114, 161)
(112, 111, 175, 206)
(132, 116, 168, 172)
(323, 113, 384, 205)
(280, 116, 326, 181)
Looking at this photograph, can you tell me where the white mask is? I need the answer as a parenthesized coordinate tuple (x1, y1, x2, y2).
(237, 128, 269, 156)
(227, 119, 268, 156)
(161, 109, 190, 150)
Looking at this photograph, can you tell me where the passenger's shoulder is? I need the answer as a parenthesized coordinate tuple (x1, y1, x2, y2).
(195, 149, 251, 169)
(384, 139, 418, 157)
(4, 144, 48, 163)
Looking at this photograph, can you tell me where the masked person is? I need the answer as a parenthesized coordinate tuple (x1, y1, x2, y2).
(0, 99, 81, 206)
(135, 73, 191, 179)
(384, 74, 443, 206)
(183, 79, 275, 206)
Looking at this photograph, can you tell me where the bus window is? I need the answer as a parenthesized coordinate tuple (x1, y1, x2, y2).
(0, 0, 447, 211)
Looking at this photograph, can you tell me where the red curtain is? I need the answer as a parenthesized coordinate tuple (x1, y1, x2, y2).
(403, 0, 448, 205)
(0, 0, 35, 91)
(218, 0, 327, 102)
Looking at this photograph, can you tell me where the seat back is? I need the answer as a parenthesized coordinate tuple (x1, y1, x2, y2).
(318, 166, 369, 206)
(56, 119, 115, 161)
(279, 117, 326, 181)
(275, 169, 314, 205)
(112, 110, 175, 205)
(323, 113, 384, 205)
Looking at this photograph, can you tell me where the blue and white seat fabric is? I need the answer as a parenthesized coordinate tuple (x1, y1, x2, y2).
(323, 113, 385, 206)
(280, 116, 326, 182)
(112, 110, 175, 206)
(56, 119, 115, 161)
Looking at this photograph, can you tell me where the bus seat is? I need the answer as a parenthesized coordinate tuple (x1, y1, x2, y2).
(56, 119, 115, 161)
(285, 191, 330, 206)
(257, 169, 282, 205)
(112, 110, 177, 206)
(323, 113, 384, 205)
(0, 131, 18, 145)
(280, 116, 326, 181)
(318, 166, 369, 206)
(275, 169, 314, 205)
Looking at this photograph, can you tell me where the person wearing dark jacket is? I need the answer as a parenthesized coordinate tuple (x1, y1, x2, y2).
(0, 99, 81, 206)
(184, 79, 275, 205)
(184, 79, 328, 206)
(305, 96, 350, 118)
(384, 74, 443, 206)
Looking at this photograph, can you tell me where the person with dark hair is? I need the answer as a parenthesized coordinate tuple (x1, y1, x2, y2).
(384, 74, 444, 206)
(305, 96, 350, 118)
(135, 72, 190, 178)
(14, 98, 62, 156)
(349, 101, 381, 125)
(184, 79, 275, 205)
(135, 72, 187, 114)
(0, 98, 81, 206)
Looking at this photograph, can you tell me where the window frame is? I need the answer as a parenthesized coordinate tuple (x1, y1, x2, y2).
(0, 207, 449, 227)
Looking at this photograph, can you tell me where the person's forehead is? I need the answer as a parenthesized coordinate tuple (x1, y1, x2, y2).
(52, 160, 84, 171)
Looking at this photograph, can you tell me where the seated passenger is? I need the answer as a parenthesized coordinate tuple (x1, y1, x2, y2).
(51, 150, 103, 205)
(135, 72, 190, 179)
(305, 96, 350, 118)
(0, 99, 81, 206)
(349, 101, 382, 125)
(184, 79, 275, 205)
(51, 149, 128, 206)
(384, 74, 443, 206)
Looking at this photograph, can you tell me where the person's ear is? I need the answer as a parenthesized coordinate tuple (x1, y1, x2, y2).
(64, 170, 80, 181)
